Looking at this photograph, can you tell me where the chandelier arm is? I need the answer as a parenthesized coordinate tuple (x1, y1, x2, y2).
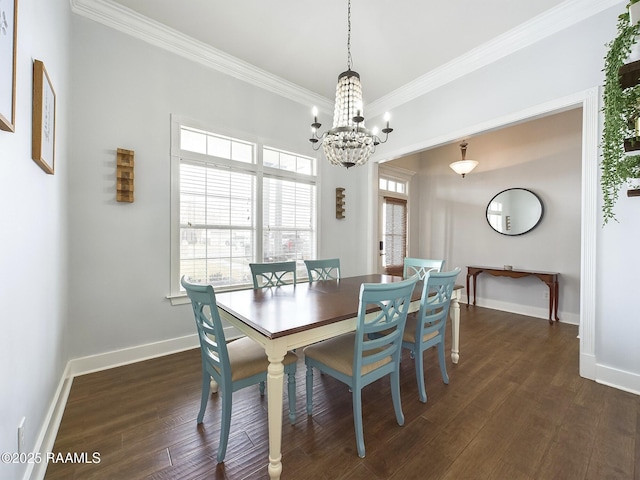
(312, 130, 328, 144)
(374, 131, 390, 145)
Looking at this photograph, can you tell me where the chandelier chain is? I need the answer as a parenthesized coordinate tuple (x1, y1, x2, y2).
(347, 0, 352, 70)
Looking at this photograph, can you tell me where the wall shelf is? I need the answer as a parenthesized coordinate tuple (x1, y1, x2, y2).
(619, 62, 640, 200)
(335, 187, 345, 219)
(623, 137, 640, 152)
(116, 148, 135, 203)
(618, 59, 640, 89)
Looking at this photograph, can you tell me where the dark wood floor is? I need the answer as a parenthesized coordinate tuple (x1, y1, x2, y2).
(45, 306, 640, 480)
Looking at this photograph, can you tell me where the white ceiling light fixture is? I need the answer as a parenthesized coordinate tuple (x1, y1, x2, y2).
(308, 0, 394, 168)
(449, 140, 479, 178)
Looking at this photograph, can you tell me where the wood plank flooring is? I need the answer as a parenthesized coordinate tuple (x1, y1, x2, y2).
(45, 306, 640, 479)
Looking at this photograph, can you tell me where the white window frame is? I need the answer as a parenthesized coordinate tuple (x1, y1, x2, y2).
(169, 115, 318, 304)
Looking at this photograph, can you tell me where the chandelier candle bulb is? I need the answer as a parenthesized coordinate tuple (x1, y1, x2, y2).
(382, 112, 393, 134)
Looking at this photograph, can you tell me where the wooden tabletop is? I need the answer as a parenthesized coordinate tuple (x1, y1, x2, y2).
(215, 274, 420, 339)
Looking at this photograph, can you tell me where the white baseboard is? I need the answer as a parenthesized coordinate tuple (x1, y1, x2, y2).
(462, 295, 579, 325)
(595, 363, 640, 396)
(24, 363, 73, 480)
(67, 333, 200, 377)
(580, 352, 596, 380)
(66, 325, 243, 378)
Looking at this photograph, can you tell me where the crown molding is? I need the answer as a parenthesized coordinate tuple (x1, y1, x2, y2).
(70, 0, 334, 112)
(367, 0, 622, 117)
(71, 0, 619, 117)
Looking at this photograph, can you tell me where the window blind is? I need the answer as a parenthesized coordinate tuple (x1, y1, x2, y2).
(262, 176, 316, 275)
(382, 196, 407, 275)
(179, 161, 255, 287)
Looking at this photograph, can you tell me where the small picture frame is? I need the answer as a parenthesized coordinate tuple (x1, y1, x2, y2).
(0, 0, 18, 132)
(32, 59, 56, 174)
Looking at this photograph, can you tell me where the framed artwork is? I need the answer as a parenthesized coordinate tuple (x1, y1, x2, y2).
(32, 59, 56, 174)
(0, 0, 18, 132)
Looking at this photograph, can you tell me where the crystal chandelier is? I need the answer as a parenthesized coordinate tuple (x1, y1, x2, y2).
(308, 0, 394, 168)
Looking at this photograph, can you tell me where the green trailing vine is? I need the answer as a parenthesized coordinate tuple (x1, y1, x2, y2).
(602, 4, 640, 224)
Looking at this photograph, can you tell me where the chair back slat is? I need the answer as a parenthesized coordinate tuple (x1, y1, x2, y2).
(416, 268, 461, 337)
(181, 276, 231, 383)
(250, 261, 297, 288)
(354, 275, 419, 374)
(403, 257, 444, 280)
(304, 258, 341, 282)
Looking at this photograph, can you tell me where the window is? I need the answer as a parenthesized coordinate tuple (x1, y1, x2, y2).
(171, 119, 317, 300)
(379, 175, 406, 194)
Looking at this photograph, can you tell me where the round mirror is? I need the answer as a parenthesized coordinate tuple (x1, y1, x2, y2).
(486, 188, 543, 236)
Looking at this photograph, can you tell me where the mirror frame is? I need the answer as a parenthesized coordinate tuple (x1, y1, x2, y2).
(486, 188, 544, 236)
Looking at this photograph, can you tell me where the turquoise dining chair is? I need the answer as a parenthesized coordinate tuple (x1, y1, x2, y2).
(181, 276, 298, 463)
(304, 258, 341, 282)
(403, 257, 444, 279)
(250, 261, 297, 288)
(403, 267, 460, 403)
(304, 275, 419, 458)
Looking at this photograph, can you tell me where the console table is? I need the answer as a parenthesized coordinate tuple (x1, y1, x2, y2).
(466, 266, 559, 324)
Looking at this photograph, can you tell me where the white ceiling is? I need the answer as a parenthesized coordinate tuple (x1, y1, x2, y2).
(108, 0, 569, 104)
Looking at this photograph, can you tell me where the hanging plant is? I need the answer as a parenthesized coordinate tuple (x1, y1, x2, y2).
(601, 3, 640, 224)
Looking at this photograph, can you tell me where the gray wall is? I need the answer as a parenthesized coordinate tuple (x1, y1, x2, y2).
(0, 0, 71, 478)
(391, 108, 582, 323)
(67, 16, 374, 359)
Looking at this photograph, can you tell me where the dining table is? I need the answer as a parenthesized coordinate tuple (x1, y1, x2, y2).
(215, 273, 462, 479)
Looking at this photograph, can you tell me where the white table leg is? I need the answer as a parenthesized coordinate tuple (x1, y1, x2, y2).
(266, 350, 285, 480)
(450, 294, 461, 364)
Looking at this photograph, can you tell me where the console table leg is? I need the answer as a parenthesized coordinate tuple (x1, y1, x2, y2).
(548, 283, 553, 324)
(472, 273, 478, 306)
(554, 280, 560, 322)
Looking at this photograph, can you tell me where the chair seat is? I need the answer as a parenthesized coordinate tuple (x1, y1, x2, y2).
(402, 313, 439, 344)
(225, 337, 297, 382)
(304, 333, 392, 377)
